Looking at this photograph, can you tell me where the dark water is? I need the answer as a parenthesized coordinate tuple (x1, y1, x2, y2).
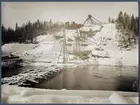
(35, 65, 138, 92)
(2, 65, 23, 78)
(2, 63, 138, 92)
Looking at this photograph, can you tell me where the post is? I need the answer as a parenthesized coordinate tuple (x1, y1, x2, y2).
(63, 29, 68, 64)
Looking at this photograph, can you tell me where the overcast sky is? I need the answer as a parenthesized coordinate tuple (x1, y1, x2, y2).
(2, 2, 138, 29)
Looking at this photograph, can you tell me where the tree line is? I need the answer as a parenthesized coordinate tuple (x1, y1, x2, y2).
(2, 19, 82, 44)
(109, 11, 138, 36)
(115, 11, 138, 48)
(108, 17, 115, 23)
(2, 12, 138, 45)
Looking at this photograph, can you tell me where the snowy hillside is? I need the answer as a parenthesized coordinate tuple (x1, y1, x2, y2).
(2, 23, 138, 66)
(85, 23, 138, 66)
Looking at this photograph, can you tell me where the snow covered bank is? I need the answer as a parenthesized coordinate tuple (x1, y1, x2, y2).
(2, 65, 63, 86)
(2, 43, 37, 57)
(1, 85, 138, 104)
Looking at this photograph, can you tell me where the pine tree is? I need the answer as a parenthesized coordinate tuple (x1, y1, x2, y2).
(2, 25, 7, 44)
(135, 17, 138, 36)
(126, 14, 131, 30)
(111, 19, 115, 23)
(49, 19, 53, 31)
(130, 15, 135, 30)
(108, 17, 111, 23)
(117, 11, 124, 24)
(15, 23, 18, 30)
(133, 17, 138, 36)
(123, 13, 131, 30)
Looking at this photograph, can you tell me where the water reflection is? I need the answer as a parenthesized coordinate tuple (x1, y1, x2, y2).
(36, 65, 138, 92)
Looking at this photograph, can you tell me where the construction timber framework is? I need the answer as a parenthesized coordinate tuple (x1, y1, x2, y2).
(83, 14, 103, 26)
(57, 14, 103, 64)
(57, 28, 69, 64)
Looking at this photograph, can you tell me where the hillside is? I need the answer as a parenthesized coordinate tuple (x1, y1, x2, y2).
(2, 23, 138, 66)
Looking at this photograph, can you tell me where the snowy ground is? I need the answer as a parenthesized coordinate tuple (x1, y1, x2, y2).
(1, 85, 138, 104)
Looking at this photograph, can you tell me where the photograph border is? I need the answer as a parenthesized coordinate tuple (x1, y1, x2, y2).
(0, 0, 139, 104)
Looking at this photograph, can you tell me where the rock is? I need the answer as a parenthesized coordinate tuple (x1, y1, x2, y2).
(109, 92, 136, 104)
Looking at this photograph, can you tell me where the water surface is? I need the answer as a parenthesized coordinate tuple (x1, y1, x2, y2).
(36, 65, 138, 92)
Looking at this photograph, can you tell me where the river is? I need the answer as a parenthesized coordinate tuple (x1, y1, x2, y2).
(34, 65, 138, 92)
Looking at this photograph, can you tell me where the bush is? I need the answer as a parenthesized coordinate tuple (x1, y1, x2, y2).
(74, 51, 90, 60)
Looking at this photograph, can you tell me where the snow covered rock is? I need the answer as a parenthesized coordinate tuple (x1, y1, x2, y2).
(109, 92, 136, 104)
